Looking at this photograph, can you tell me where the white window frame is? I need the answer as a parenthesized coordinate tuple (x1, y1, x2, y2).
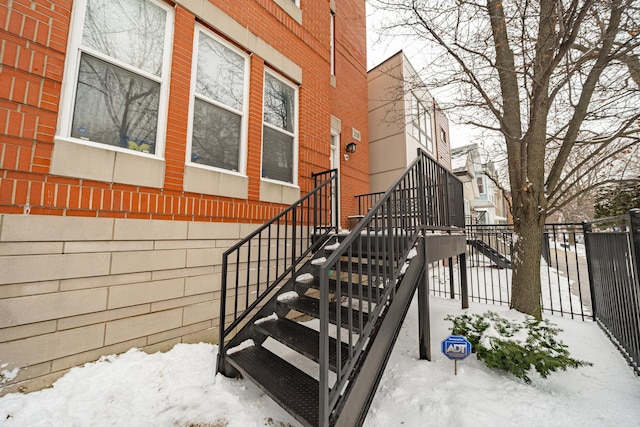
(261, 69, 299, 185)
(186, 24, 250, 176)
(477, 175, 486, 195)
(410, 94, 433, 153)
(57, 0, 174, 159)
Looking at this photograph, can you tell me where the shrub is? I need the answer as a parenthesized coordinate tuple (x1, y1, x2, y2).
(445, 311, 592, 383)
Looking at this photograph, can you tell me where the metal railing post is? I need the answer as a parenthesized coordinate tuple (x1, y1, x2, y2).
(418, 235, 431, 360)
(417, 150, 427, 226)
(629, 209, 640, 288)
(459, 252, 469, 309)
(334, 170, 340, 232)
(217, 253, 229, 373)
(582, 221, 597, 320)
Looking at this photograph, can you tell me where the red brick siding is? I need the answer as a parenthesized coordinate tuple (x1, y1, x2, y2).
(0, 0, 369, 224)
(332, 0, 369, 227)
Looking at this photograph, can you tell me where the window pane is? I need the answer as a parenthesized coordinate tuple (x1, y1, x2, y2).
(191, 98, 241, 171)
(264, 74, 295, 132)
(196, 33, 245, 110)
(71, 53, 160, 153)
(82, 0, 167, 76)
(262, 126, 293, 183)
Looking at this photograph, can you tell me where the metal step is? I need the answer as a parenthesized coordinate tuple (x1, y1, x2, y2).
(227, 345, 321, 427)
(254, 317, 351, 372)
(297, 275, 384, 305)
(279, 294, 369, 332)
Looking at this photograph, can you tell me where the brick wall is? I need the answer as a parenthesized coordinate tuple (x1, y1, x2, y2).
(0, 0, 369, 222)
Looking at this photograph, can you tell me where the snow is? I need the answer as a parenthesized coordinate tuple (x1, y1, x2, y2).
(1, 296, 638, 427)
(226, 339, 255, 356)
(324, 238, 341, 250)
(276, 291, 299, 302)
(311, 257, 326, 265)
(295, 273, 314, 283)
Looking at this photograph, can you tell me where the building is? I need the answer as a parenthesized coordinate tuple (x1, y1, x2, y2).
(451, 143, 510, 224)
(367, 51, 451, 193)
(0, 0, 368, 394)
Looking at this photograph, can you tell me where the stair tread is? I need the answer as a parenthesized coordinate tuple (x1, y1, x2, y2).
(227, 345, 320, 427)
(254, 317, 351, 371)
(299, 276, 383, 304)
(281, 294, 369, 332)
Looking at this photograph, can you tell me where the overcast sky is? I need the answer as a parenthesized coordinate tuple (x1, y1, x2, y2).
(365, 3, 485, 149)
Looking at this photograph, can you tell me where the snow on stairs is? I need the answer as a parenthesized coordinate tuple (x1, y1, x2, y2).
(224, 237, 383, 427)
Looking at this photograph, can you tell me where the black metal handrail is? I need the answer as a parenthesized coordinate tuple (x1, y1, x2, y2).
(354, 157, 465, 228)
(217, 170, 338, 370)
(355, 191, 384, 216)
(318, 149, 463, 425)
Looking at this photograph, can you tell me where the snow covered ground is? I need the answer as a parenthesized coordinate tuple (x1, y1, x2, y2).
(1, 296, 639, 427)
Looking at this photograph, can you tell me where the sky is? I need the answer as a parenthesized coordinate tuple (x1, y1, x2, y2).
(1, 295, 639, 427)
(365, 3, 485, 149)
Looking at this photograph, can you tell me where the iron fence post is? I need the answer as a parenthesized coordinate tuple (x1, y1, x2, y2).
(582, 221, 597, 320)
(630, 209, 640, 289)
(448, 256, 455, 299)
(459, 252, 469, 309)
(419, 235, 431, 360)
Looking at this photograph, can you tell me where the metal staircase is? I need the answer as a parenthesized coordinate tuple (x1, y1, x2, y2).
(216, 150, 466, 426)
(467, 238, 512, 269)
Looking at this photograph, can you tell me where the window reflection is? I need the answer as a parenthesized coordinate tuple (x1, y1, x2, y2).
(71, 54, 160, 153)
(192, 99, 241, 170)
(262, 72, 296, 183)
(82, 0, 166, 76)
(190, 31, 246, 171)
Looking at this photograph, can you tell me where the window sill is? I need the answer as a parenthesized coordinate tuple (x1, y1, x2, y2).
(51, 138, 165, 188)
(260, 179, 300, 204)
(184, 164, 248, 199)
(273, 0, 302, 25)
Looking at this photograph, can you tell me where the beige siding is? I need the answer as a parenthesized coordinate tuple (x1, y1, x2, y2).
(0, 215, 239, 395)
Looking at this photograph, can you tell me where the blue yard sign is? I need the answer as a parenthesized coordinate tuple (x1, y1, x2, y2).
(441, 335, 472, 360)
(441, 335, 472, 375)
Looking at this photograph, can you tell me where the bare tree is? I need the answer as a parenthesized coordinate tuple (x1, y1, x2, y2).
(369, 0, 640, 318)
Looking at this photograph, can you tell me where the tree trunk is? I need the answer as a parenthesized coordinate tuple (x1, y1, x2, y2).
(511, 199, 546, 319)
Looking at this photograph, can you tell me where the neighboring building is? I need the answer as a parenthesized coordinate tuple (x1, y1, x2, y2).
(451, 144, 510, 224)
(367, 51, 452, 193)
(0, 0, 368, 394)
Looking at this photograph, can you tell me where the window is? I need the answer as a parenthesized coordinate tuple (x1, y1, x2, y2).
(477, 176, 485, 194)
(330, 11, 335, 76)
(61, 0, 173, 155)
(262, 71, 297, 183)
(410, 94, 433, 153)
(188, 27, 248, 172)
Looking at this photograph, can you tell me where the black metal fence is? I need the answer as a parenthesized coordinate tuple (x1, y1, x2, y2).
(584, 210, 640, 376)
(432, 222, 593, 320)
(429, 210, 640, 375)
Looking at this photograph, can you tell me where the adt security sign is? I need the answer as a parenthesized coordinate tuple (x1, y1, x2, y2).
(441, 335, 472, 361)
